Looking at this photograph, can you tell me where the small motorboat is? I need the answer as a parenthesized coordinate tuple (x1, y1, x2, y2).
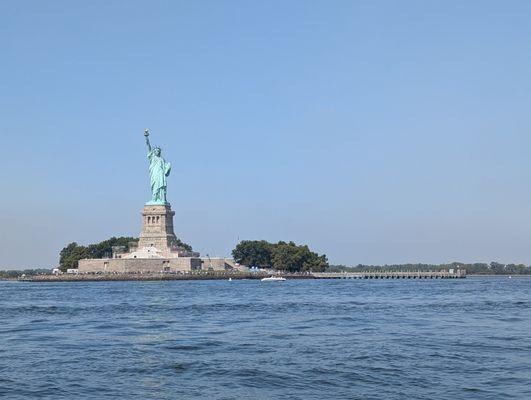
(261, 276, 286, 282)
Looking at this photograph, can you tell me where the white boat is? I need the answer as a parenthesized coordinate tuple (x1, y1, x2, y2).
(261, 276, 286, 282)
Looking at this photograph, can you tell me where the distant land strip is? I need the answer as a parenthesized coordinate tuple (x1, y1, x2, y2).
(2, 261, 531, 281)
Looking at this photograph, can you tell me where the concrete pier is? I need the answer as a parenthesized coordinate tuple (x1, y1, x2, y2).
(313, 270, 466, 279)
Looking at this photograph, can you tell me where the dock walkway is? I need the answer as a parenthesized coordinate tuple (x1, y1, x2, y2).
(313, 270, 466, 279)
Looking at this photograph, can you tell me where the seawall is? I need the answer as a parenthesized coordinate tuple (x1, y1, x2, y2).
(18, 270, 466, 282)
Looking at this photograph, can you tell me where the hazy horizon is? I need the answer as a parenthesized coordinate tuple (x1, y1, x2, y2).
(2, 1, 531, 269)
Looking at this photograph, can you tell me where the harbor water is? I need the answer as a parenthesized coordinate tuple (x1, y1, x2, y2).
(0, 277, 530, 399)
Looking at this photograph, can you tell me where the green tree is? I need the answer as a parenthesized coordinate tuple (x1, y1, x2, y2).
(303, 248, 329, 272)
(232, 240, 273, 267)
(489, 261, 505, 274)
(84, 236, 138, 259)
(59, 242, 89, 271)
(174, 238, 192, 251)
(232, 240, 328, 272)
(271, 241, 328, 272)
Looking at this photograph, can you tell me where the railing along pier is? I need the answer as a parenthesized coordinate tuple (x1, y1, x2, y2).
(312, 270, 466, 279)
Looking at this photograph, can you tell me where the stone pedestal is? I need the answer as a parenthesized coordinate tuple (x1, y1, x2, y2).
(138, 204, 180, 255)
(77, 202, 207, 274)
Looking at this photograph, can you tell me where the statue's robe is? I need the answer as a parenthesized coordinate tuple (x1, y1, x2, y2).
(148, 150, 171, 201)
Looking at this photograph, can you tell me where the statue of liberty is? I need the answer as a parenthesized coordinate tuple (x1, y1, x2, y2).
(144, 129, 171, 205)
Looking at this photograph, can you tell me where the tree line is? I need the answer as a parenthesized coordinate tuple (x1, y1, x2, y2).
(232, 240, 328, 272)
(59, 237, 138, 271)
(326, 262, 531, 275)
(0, 269, 51, 279)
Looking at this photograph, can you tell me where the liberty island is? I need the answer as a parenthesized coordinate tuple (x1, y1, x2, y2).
(41, 129, 465, 280)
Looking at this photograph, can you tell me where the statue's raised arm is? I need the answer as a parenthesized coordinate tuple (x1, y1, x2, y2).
(144, 129, 152, 152)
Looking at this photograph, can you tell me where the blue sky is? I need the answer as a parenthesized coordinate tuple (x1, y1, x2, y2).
(2, 1, 531, 268)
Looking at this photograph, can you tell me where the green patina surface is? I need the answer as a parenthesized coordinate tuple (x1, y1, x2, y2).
(144, 129, 171, 205)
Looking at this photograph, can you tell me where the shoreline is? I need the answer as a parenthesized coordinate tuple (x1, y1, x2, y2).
(6, 271, 531, 283)
(15, 270, 471, 282)
(16, 272, 308, 282)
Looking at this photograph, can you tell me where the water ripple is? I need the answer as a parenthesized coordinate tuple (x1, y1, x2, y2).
(0, 278, 530, 399)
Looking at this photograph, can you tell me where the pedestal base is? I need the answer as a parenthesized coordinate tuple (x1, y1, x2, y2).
(138, 204, 179, 255)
